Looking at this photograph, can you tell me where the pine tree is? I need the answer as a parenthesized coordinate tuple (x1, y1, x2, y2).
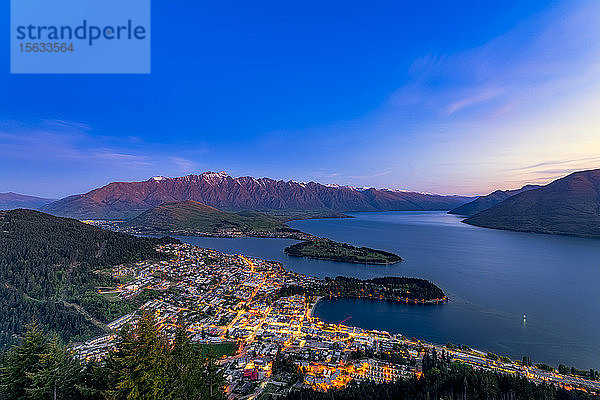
(25, 335, 81, 400)
(76, 361, 109, 400)
(109, 312, 171, 400)
(0, 322, 48, 400)
(201, 354, 225, 400)
(170, 325, 195, 400)
(273, 346, 282, 374)
(169, 324, 225, 400)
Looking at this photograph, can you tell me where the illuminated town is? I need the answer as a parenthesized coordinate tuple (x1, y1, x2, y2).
(73, 243, 600, 398)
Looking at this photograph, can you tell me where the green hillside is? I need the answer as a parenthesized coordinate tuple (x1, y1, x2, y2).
(124, 200, 297, 235)
(0, 209, 174, 348)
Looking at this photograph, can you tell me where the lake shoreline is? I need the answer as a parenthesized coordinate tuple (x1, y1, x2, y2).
(308, 296, 323, 318)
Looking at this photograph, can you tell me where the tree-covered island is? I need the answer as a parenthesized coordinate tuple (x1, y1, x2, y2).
(284, 239, 403, 265)
(277, 276, 447, 304)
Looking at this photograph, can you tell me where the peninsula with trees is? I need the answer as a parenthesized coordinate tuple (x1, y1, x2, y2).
(284, 239, 403, 265)
(277, 276, 447, 304)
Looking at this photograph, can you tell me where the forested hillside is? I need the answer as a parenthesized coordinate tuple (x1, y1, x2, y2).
(0, 209, 175, 348)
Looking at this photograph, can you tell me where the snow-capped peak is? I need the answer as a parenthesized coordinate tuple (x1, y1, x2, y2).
(290, 180, 306, 188)
(385, 188, 437, 195)
(152, 176, 167, 181)
(199, 171, 230, 184)
(201, 171, 229, 178)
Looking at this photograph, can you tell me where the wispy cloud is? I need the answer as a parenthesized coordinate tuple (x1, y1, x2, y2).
(311, 170, 342, 179)
(389, 1, 600, 121)
(170, 156, 198, 174)
(348, 170, 393, 180)
(43, 119, 92, 131)
(443, 87, 505, 116)
(0, 122, 149, 170)
(502, 157, 600, 186)
(351, 0, 600, 194)
(508, 156, 600, 172)
(0, 120, 210, 196)
(93, 150, 153, 169)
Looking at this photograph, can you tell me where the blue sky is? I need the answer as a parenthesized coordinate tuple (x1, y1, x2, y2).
(1, 0, 599, 198)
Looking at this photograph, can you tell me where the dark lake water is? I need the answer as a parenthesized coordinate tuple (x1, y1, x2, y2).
(176, 211, 600, 369)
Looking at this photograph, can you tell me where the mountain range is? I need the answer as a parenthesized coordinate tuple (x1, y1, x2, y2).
(0, 192, 55, 210)
(448, 185, 542, 216)
(6, 169, 599, 239)
(40, 172, 474, 220)
(464, 169, 600, 238)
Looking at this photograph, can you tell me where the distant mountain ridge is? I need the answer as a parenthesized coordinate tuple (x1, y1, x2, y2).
(449, 184, 542, 216)
(41, 172, 474, 219)
(0, 192, 55, 210)
(465, 169, 600, 238)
